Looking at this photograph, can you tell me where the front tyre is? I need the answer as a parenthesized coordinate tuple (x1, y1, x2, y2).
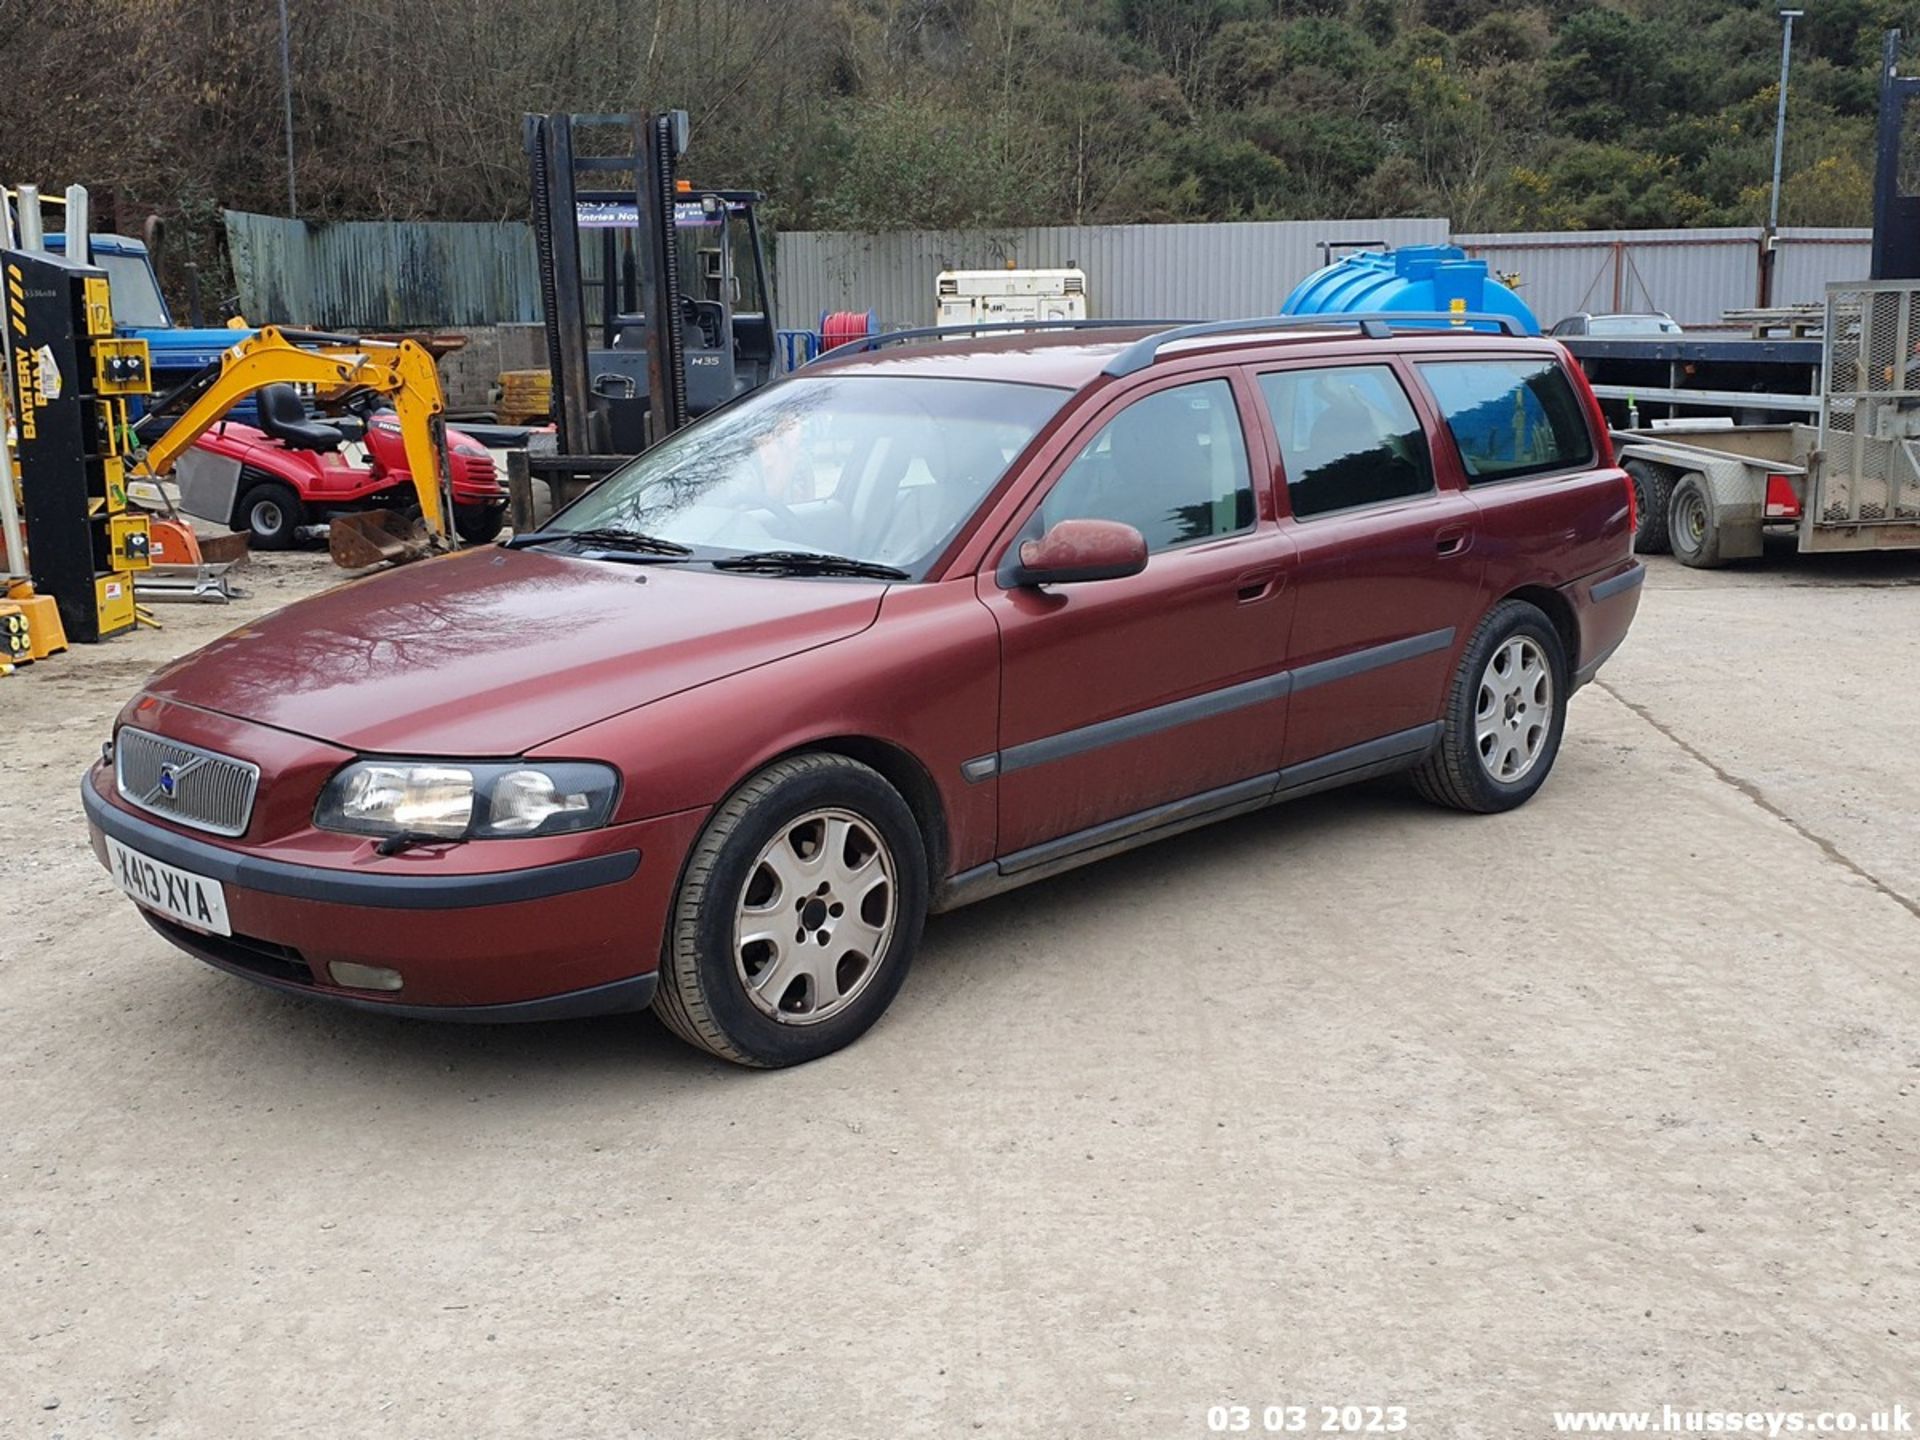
(653, 753, 928, 1067)
(453, 502, 507, 545)
(235, 477, 305, 550)
(1412, 599, 1569, 814)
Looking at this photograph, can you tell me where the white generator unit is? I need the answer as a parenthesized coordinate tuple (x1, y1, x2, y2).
(935, 268, 1088, 332)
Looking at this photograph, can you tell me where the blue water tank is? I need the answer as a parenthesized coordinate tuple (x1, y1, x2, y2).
(1282, 244, 1540, 336)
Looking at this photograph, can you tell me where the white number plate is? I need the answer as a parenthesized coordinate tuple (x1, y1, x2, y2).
(105, 836, 232, 937)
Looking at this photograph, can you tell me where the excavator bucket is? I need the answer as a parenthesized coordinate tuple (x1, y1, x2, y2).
(328, 509, 436, 570)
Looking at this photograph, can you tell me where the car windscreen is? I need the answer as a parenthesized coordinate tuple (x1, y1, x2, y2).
(545, 374, 1069, 577)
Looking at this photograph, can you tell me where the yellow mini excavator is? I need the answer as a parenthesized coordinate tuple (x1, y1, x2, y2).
(132, 325, 459, 569)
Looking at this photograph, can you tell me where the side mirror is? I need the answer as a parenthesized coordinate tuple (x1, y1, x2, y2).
(1009, 518, 1148, 586)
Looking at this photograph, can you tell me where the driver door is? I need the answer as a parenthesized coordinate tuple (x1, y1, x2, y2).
(975, 371, 1297, 861)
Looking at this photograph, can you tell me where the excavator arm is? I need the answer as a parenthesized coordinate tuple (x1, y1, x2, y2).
(133, 325, 453, 550)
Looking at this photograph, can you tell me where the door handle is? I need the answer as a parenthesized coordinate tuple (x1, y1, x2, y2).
(1435, 526, 1473, 558)
(1235, 568, 1284, 603)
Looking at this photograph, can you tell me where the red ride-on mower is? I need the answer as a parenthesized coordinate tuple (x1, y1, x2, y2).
(193, 384, 507, 550)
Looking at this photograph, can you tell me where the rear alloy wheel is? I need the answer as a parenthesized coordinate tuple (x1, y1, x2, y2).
(1624, 459, 1673, 554)
(653, 754, 927, 1067)
(235, 478, 305, 550)
(1474, 635, 1554, 784)
(1412, 599, 1569, 814)
(1667, 473, 1726, 569)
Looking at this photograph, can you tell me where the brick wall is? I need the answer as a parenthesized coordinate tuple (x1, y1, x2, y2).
(433, 324, 547, 414)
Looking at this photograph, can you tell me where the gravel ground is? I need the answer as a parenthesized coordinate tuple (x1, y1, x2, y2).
(1, 547, 1915, 1439)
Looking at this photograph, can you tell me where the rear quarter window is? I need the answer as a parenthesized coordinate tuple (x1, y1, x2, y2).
(1417, 356, 1594, 483)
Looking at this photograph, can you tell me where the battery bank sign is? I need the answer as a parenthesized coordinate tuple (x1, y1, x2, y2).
(5, 264, 38, 441)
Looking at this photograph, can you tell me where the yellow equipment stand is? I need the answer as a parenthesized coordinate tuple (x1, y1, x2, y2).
(0, 600, 30, 667)
(8, 585, 68, 658)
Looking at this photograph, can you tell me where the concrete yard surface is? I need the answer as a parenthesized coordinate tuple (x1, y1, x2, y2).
(1, 550, 1916, 1438)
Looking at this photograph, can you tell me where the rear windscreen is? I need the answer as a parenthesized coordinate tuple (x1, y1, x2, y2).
(1416, 357, 1594, 483)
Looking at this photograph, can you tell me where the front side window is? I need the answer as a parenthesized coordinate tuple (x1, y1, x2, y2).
(1417, 357, 1594, 483)
(547, 374, 1067, 576)
(1038, 378, 1254, 552)
(1258, 364, 1433, 519)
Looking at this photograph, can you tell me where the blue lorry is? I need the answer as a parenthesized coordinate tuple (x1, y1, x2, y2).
(45, 233, 253, 411)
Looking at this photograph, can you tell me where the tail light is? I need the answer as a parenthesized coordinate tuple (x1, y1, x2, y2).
(1624, 469, 1639, 535)
(1764, 473, 1802, 519)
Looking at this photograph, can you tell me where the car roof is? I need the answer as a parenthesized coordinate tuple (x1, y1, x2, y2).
(803, 322, 1552, 389)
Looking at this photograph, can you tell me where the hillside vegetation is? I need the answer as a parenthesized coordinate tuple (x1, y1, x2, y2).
(1, 0, 1913, 269)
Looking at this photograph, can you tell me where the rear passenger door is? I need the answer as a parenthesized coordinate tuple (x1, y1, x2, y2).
(1251, 360, 1488, 774)
(1411, 352, 1623, 588)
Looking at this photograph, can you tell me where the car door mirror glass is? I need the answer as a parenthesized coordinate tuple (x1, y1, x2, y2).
(1011, 518, 1148, 586)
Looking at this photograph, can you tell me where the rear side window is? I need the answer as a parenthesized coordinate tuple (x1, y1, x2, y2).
(1417, 357, 1594, 483)
(1258, 365, 1433, 519)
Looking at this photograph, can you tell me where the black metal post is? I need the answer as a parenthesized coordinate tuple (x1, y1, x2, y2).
(636, 111, 690, 444)
(1871, 31, 1919, 281)
(527, 114, 593, 454)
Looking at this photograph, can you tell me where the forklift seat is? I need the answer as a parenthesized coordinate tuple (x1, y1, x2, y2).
(257, 384, 347, 452)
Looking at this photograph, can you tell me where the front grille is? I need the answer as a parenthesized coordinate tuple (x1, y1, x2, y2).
(145, 914, 312, 986)
(115, 725, 260, 837)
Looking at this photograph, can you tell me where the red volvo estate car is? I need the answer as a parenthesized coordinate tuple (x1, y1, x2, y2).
(85, 317, 1644, 1066)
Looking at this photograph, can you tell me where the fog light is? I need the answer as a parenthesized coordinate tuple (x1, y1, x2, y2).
(329, 961, 404, 992)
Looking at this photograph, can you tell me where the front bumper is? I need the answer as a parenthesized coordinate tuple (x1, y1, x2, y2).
(84, 765, 704, 1019)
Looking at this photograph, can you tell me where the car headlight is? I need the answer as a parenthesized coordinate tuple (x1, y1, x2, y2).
(315, 760, 619, 840)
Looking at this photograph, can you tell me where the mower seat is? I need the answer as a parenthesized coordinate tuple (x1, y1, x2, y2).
(257, 384, 346, 452)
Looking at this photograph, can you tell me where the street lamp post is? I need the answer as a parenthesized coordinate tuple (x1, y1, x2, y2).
(1758, 8, 1803, 307)
(1769, 8, 1803, 234)
(278, 0, 297, 217)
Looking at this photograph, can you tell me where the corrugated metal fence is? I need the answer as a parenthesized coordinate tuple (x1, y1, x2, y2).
(224, 208, 1873, 333)
(771, 218, 1451, 326)
(225, 210, 540, 329)
(1454, 227, 1873, 327)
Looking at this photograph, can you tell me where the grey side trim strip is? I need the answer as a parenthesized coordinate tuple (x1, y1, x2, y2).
(1588, 562, 1646, 603)
(998, 670, 1292, 775)
(997, 772, 1279, 875)
(1290, 627, 1454, 694)
(1278, 722, 1441, 791)
(935, 723, 1448, 912)
(142, 912, 660, 1022)
(84, 775, 640, 910)
(980, 628, 1455, 781)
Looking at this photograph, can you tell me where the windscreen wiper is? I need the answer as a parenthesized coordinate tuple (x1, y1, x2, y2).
(710, 550, 909, 580)
(504, 526, 692, 556)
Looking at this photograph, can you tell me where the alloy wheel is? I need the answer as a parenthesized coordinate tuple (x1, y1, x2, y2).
(734, 808, 897, 1025)
(1475, 636, 1553, 783)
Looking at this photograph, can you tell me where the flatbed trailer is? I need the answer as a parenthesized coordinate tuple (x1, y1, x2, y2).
(1562, 333, 1823, 425)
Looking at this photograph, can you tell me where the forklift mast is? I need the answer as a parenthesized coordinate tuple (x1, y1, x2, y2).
(524, 111, 776, 463)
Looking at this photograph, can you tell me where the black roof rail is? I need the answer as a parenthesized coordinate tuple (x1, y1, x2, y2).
(1101, 311, 1531, 376)
(810, 318, 1193, 363)
(806, 311, 1531, 370)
